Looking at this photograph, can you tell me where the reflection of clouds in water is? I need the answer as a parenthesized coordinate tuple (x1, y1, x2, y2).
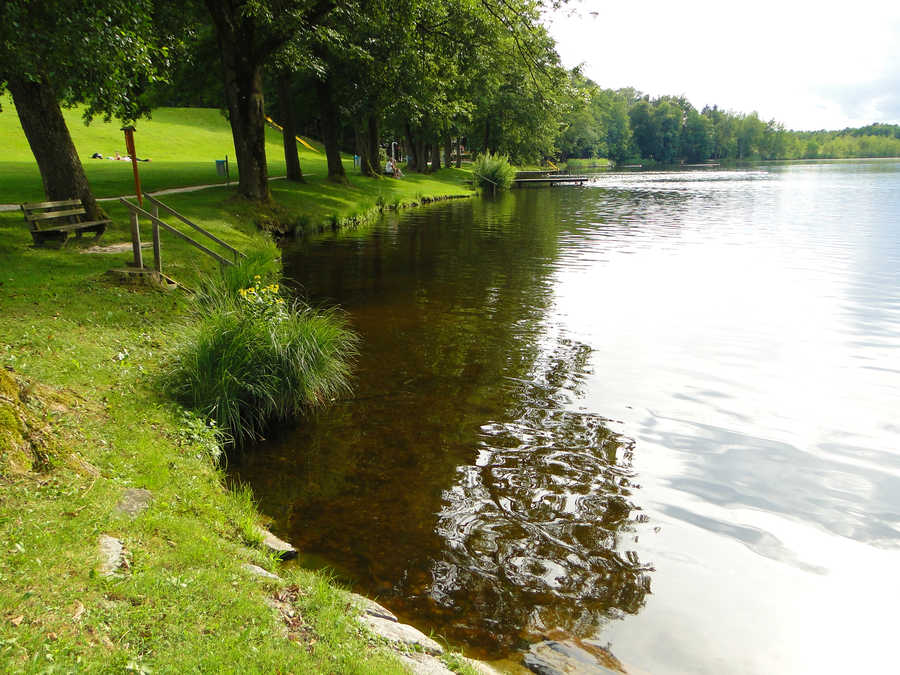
(643, 414, 900, 548)
(662, 505, 827, 575)
(425, 341, 653, 654)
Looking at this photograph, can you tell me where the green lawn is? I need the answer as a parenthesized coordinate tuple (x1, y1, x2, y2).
(0, 96, 330, 203)
(0, 99, 478, 672)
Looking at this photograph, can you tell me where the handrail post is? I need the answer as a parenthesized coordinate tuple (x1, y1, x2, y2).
(152, 204, 162, 273)
(129, 210, 143, 269)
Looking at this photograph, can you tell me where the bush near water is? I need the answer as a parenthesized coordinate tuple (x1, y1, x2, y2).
(472, 153, 517, 191)
(165, 245, 358, 448)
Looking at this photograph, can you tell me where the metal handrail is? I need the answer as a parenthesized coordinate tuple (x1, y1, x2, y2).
(144, 193, 244, 261)
(120, 198, 235, 273)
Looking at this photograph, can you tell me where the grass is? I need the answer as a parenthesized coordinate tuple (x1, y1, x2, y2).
(0, 99, 478, 671)
(166, 256, 358, 447)
(562, 158, 613, 170)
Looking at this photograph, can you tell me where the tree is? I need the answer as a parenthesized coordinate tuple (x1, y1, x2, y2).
(0, 0, 169, 218)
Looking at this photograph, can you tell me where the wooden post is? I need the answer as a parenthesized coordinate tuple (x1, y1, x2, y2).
(129, 210, 143, 269)
(122, 126, 142, 206)
(151, 204, 161, 273)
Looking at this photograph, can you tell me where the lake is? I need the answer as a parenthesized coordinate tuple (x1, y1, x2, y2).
(234, 159, 900, 673)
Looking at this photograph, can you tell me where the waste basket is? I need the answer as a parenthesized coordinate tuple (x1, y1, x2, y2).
(215, 159, 227, 177)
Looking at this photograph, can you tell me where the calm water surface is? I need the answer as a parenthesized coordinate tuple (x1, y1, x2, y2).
(235, 160, 900, 673)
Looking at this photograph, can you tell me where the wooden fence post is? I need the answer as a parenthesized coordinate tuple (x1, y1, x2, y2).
(151, 204, 161, 273)
(129, 211, 143, 269)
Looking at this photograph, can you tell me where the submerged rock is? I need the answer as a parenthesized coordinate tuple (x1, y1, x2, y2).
(524, 640, 622, 675)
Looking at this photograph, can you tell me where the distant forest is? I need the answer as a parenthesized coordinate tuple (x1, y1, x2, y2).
(559, 71, 900, 164)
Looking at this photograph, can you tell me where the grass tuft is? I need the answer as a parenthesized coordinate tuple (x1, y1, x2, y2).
(164, 253, 358, 449)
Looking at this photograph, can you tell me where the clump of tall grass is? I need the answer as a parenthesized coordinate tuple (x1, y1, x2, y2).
(165, 252, 358, 449)
(472, 152, 516, 191)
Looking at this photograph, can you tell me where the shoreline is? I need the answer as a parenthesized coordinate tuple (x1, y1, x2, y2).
(0, 175, 494, 673)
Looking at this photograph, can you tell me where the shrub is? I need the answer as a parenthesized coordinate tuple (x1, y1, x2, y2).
(472, 152, 516, 191)
(165, 254, 358, 449)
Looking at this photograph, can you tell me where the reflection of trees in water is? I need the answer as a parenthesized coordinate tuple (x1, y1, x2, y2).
(242, 191, 652, 657)
(399, 340, 653, 655)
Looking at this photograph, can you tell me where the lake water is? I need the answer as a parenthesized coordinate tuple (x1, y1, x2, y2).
(234, 160, 900, 673)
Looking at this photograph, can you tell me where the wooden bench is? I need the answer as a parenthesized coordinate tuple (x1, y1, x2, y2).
(21, 199, 110, 246)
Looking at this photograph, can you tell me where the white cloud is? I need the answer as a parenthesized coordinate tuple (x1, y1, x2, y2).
(546, 0, 900, 130)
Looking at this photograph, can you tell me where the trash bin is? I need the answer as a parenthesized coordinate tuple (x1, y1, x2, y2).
(215, 159, 227, 177)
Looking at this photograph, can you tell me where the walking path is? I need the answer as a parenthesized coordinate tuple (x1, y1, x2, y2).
(0, 175, 289, 212)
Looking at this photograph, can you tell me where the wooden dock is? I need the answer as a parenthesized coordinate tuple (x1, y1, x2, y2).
(513, 175, 592, 186)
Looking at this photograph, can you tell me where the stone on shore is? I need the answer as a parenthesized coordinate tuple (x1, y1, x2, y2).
(259, 529, 298, 560)
(97, 535, 124, 577)
(114, 488, 152, 518)
(357, 613, 444, 656)
(243, 563, 281, 581)
(348, 592, 399, 622)
(397, 651, 454, 675)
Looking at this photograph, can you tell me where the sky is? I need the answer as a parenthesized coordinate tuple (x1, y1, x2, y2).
(545, 0, 900, 131)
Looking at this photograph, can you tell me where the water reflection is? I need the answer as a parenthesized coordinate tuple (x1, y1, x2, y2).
(234, 192, 652, 657)
(236, 160, 900, 673)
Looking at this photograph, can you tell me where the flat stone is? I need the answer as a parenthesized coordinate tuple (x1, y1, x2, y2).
(114, 488, 152, 518)
(357, 614, 444, 655)
(348, 592, 398, 622)
(524, 640, 621, 675)
(243, 563, 281, 581)
(461, 657, 504, 675)
(97, 535, 124, 577)
(397, 652, 454, 675)
(259, 529, 298, 560)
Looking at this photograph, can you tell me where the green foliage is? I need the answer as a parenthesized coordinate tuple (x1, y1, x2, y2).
(165, 255, 359, 449)
(472, 153, 516, 191)
(194, 238, 282, 310)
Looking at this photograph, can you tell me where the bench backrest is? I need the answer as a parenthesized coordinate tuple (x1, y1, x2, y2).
(21, 200, 87, 230)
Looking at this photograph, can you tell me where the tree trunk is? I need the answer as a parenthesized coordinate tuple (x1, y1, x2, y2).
(444, 135, 453, 171)
(404, 122, 418, 171)
(315, 76, 348, 183)
(431, 139, 442, 171)
(277, 72, 303, 183)
(456, 136, 462, 168)
(483, 118, 491, 156)
(206, 0, 270, 201)
(7, 75, 101, 219)
(359, 113, 380, 177)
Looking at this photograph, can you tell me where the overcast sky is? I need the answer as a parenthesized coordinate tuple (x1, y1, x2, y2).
(545, 0, 900, 131)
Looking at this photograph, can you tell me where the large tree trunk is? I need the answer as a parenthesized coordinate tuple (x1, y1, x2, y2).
(277, 72, 303, 183)
(404, 122, 418, 171)
(415, 137, 427, 173)
(206, 0, 270, 201)
(444, 135, 452, 171)
(456, 136, 462, 168)
(315, 76, 348, 183)
(8, 75, 101, 219)
(431, 139, 441, 171)
(359, 113, 380, 177)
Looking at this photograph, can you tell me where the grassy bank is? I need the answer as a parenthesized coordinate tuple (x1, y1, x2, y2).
(0, 102, 476, 671)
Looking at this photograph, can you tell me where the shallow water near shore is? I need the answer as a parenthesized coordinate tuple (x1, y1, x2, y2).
(234, 159, 900, 673)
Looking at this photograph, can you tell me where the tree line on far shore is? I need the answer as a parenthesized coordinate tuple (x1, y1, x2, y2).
(558, 71, 900, 164)
(2, 0, 898, 214)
